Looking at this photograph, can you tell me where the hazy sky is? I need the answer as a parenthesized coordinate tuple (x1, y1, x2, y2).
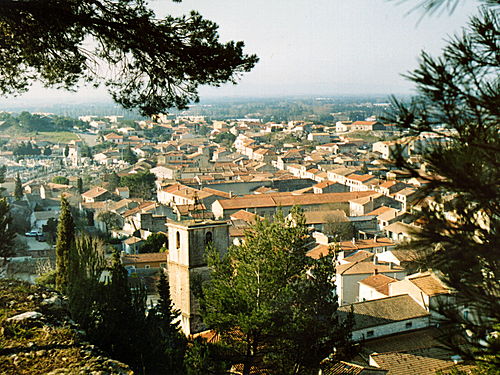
(0, 0, 481, 106)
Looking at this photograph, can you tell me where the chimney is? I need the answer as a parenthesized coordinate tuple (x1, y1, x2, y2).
(352, 237, 356, 245)
(373, 256, 378, 265)
(374, 235, 378, 243)
(374, 268, 378, 275)
(229, 191, 234, 199)
(389, 262, 393, 270)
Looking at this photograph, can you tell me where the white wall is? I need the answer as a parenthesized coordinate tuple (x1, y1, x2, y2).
(352, 316, 429, 342)
(358, 283, 388, 302)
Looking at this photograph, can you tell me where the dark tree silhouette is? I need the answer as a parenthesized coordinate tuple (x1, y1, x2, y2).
(0, 0, 258, 116)
(385, 4, 499, 369)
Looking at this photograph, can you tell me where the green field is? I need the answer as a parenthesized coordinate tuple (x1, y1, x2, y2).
(0, 126, 79, 143)
(348, 131, 384, 143)
(36, 131, 79, 143)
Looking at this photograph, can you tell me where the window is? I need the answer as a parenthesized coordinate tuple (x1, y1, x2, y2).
(145, 265, 150, 269)
(405, 322, 413, 329)
(205, 231, 213, 245)
(176, 231, 181, 249)
(160, 263, 167, 269)
(367, 330, 374, 338)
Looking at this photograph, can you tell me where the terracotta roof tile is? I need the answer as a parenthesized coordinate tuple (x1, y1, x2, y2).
(122, 252, 167, 264)
(408, 272, 451, 296)
(339, 238, 395, 253)
(370, 348, 461, 375)
(217, 191, 377, 210)
(82, 186, 109, 199)
(359, 274, 398, 296)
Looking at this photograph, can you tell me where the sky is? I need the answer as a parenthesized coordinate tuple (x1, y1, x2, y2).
(0, 0, 481, 106)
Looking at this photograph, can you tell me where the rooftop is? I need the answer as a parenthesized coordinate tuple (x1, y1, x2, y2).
(216, 191, 377, 210)
(122, 252, 168, 264)
(359, 274, 398, 296)
(338, 294, 430, 330)
(408, 272, 451, 296)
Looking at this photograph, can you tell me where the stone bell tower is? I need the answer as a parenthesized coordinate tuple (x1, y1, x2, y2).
(166, 219, 229, 335)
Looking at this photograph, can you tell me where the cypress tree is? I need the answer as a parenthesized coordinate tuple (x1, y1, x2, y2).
(14, 173, 23, 200)
(77, 177, 83, 194)
(147, 271, 186, 374)
(0, 165, 6, 196)
(55, 196, 75, 293)
(0, 198, 16, 264)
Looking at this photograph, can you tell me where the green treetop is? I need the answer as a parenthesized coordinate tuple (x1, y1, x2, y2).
(386, 2, 499, 369)
(0, 198, 16, 263)
(14, 173, 23, 200)
(55, 196, 75, 293)
(200, 208, 353, 375)
(123, 146, 138, 164)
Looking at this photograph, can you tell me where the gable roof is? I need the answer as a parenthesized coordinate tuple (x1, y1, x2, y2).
(369, 348, 465, 375)
(336, 254, 404, 276)
(81, 186, 109, 199)
(359, 274, 398, 296)
(407, 272, 451, 296)
(366, 206, 399, 221)
(338, 294, 430, 330)
(303, 209, 347, 224)
(321, 360, 388, 375)
(352, 121, 380, 126)
(230, 210, 262, 224)
(339, 238, 395, 253)
(122, 252, 168, 265)
(216, 191, 378, 210)
(201, 187, 232, 199)
(306, 244, 331, 260)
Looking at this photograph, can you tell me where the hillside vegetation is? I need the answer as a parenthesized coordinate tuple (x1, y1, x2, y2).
(0, 279, 133, 375)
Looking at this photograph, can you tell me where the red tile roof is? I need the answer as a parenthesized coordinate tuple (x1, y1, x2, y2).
(359, 274, 397, 296)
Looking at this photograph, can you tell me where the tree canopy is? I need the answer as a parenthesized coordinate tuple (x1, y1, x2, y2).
(0, 0, 258, 116)
(386, 4, 499, 369)
(139, 232, 167, 253)
(0, 198, 16, 263)
(119, 170, 156, 199)
(200, 208, 353, 374)
(55, 196, 75, 292)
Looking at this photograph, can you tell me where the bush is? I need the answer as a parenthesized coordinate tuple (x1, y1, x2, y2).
(35, 270, 56, 289)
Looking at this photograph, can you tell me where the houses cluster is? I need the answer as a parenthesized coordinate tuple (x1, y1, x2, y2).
(2, 112, 469, 374)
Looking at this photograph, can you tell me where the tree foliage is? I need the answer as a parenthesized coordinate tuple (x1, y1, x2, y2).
(77, 177, 83, 194)
(0, 0, 258, 116)
(14, 173, 23, 200)
(55, 196, 75, 293)
(67, 235, 106, 328)
(12, 142, 41, 156)
(139, 232, 167, 253)
(122, 146, 138, 164)
(146, 271, 187, 374)
(119, 170, 156, 199)
(96, 210, 122, 232)
(52, 176, 70, 185)
(200, 208, 352, 375)
(67, 246, 186, 373)
(0, 111, 86, 132)
(324, 215, 356, 242)
(213, 132, 236, 147)
(0, 198, 16, 263)
(385, 4, 499, 368)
